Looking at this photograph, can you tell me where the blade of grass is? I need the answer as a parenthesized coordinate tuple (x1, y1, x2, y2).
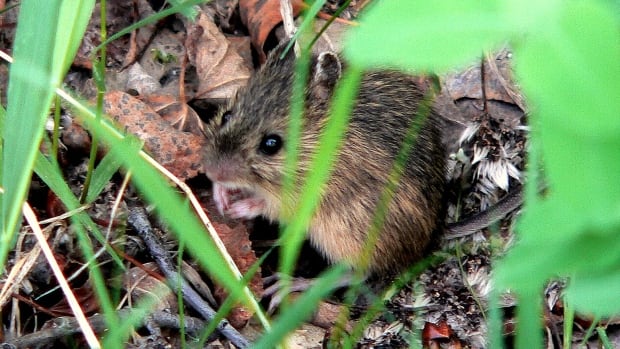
(81, 0, 106, 204)
(2, 0, 96, 271)
(253, 265, 347, 348)
(563, 297, 575, 349)
(279, 65, 362, 285)
(85, 153, 123, 203)
(34, 152, 124, 267)
(596, 325, 612, 349)
(2, 0, 62, 268)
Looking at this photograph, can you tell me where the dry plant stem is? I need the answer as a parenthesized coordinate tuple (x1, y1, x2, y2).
(0, 222, 62, 307)
(7, 222, 30, 336)
(127, 206, 250, 349)
(279, 0, 296, 38)
(5, 309, 207, 349)
(36, 173, 131, 301)
(21, 200, 101, 348)
(38, 205, 89, 225)
(279, 0, 299, 56)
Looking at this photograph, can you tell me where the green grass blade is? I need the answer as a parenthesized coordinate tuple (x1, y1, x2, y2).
(2, 0, 97, 269)
(253, 265, 347, 348)
(53, 0, 96, 78)
(85, 152, 123, 203)
(2, 0, 62, 267)
(279, 66, 362, 282)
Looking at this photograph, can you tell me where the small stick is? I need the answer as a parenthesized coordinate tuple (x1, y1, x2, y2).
(127, 206, 250, 348)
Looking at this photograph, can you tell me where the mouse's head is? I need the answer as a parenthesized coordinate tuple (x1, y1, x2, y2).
(203, 42, 342, 221)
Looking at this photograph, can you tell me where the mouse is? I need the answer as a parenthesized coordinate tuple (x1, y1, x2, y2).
(202, 41, 447, 275)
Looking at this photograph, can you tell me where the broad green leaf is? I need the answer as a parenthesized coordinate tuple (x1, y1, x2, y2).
(512, 1, 620, 227)
(496, 196, 620, 290)
(567, 268, 620, 317)
(345, 0, 511, 72)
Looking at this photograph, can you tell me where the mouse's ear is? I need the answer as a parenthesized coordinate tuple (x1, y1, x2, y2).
(310, 51, 342, 101)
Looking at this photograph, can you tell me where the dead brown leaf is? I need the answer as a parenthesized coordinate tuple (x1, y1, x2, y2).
(48, 280, 100, 317)
(239, 0, 305, 62)
(422, 321, 462, 349)
(124, 263, 178, 312)
(103, 91, 206, 181)
(444, 50, 518, 105)
(139, 94, 205, 133)
(186, 13, 252, 101)
(212, 222, 262, 328)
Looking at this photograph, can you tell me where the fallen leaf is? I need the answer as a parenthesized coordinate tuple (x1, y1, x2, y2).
(185, 13, 251, 101)
(124, 263, 178, 312)
(139, 94, 205, 133)
(239, 0, 305, 62)
(103, 91, 206, 181)
(423, 320, 451, 341)
(48, 279, 99, 316)
(212, 222, 262, 328)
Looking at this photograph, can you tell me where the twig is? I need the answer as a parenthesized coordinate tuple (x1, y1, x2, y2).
(279, 0, 297, 40)
(5, 309, 208, 349)
(127, 206, 250, 348)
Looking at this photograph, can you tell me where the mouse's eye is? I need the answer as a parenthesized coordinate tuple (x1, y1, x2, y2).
(220, 111, 233, 126)
(259, 134, 283, 156)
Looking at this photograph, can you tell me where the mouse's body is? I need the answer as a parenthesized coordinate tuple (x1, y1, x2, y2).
(203, 44, 446, 274)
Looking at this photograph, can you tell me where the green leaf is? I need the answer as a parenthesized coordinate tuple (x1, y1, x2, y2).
(513, 1, 620, 220)
(53, 0, 96, 81)
(496, 197, 620, 290)
(345, 0, 511, 72)
(567, 269, 620, 317)
(253, 265, 348, 348)
(2, 0, 62, 264)
(85, 153, 123, 203)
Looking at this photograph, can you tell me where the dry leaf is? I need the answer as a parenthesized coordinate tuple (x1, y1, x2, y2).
(103, 91, 206, 180)
(186, 13, 251, 101)
(444, 51, 517, 105)
(423, 321, 452, 341)
(48, 280, 100, 316)
(124, 263, 178, 312)
(212, 222, 262, 328)
(239, 0, 305, 62)
(139, 94, 205, 133)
